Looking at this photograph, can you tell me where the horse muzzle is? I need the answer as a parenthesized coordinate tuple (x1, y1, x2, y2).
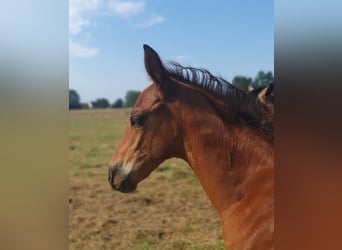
(108, 163, 137, 193)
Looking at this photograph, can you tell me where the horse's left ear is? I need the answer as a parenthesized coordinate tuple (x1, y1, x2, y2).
(265, 83, 274, 96)
(143, 44, 167, 89)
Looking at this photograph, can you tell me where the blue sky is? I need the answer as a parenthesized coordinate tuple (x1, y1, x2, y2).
(69, 0, 274, 104)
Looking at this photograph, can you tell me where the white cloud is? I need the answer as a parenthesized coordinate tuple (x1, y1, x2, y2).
(69, 18, 90, 35)
(69, 0, 102, 58)
(69, 0, 102, 35)
(108, 0, 145, 18)
(137, 14, 165, 28)
(69, 0, 146, 34)
(69, 0, 161, 58)
(69, 40, 99, 58)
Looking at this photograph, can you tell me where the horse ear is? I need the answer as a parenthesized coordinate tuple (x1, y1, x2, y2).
(265, 83, 274, 96)
(143, 44, 167, 88)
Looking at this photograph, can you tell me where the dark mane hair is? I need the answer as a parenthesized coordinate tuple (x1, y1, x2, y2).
(165, 62, 274, 142)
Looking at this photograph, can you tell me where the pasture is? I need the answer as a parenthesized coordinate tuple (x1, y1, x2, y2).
(69, 109, 224, 250)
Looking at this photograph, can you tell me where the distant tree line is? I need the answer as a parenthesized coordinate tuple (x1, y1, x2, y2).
(69, 89, 82, 109)
(232, 70, 273, 92)
(69, 90, 141, 110)
(69, 71, 273, 110)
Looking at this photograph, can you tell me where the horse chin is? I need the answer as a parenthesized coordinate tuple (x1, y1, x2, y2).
(118, 183, 137, 193)
(111, 177, 137, 193)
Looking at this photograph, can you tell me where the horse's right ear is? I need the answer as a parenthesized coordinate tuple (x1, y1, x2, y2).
(143, 44, 167, 88)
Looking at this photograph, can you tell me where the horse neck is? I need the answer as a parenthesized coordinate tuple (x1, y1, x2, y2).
(173, 101, 274, 216)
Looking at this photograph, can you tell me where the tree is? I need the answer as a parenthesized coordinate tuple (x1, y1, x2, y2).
(251, 71, 273, 88)
(69, 89, 82, 109)
(125, 90, 141, 107)
(111, 98, 123, 108)
(91, 98, 110, 109)
(232, 76, 253, 92)
(81, 103, 90, 109)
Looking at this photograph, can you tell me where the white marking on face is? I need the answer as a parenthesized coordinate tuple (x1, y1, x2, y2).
(119, 161, 134, 176)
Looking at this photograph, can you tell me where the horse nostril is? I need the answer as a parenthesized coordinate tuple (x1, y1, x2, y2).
(108, 168, 112, 183)
(108, 162, 122, 184)
(108, 166, 116, 184)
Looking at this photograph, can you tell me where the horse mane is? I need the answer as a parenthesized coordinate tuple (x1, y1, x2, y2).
(165, 62, 274, 143)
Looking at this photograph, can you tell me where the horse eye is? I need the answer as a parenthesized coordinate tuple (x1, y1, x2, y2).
(130, 115, 146, 128)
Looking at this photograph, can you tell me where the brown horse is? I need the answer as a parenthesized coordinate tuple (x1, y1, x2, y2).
(108, 45, 274, 249)
(249, 83, 274, 116)
(248, 83, 274, 143)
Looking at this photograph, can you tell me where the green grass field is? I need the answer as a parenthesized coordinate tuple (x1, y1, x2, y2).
(69, 109, 224, 250)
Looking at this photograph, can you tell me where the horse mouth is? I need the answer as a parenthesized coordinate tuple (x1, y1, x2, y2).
(108, 167, 137, 193)
(111, 180, 137, 193)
